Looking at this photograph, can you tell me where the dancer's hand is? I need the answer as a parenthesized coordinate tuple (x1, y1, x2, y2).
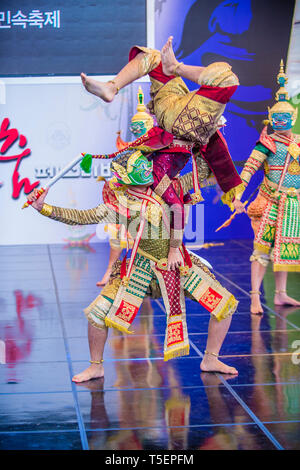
(27, 188, 49, 211)
(167, 247, 182, 271)
(232, 199, 246, 214)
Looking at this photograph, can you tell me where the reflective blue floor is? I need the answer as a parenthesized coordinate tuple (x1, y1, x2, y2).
(0, 240, 300, 450)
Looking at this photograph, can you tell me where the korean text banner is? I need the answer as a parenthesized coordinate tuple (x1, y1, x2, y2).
(0, 0, 147, 76)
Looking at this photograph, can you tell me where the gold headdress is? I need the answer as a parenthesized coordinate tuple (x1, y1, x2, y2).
(267, 60, 298, 124)
(130, 86, 154, 133)
(116, 86, 154, 151)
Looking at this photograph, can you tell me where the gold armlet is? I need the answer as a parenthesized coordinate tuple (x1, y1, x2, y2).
(40, 203, 53, 217)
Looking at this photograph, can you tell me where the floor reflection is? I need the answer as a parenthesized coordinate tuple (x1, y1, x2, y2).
(0, 290, 42, 384)
(0, 242, 299, 450)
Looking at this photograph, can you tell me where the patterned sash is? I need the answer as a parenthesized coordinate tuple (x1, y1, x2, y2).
(273, 193, 300, 271)
(254, 184, 300, 271)
(151, 265, 189, 361)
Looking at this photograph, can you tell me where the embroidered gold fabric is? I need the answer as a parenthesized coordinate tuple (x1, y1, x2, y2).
(42, 168, 201, 262)
(240, 149, 267, 188)
(171, 92, 226, 145)
(131, 48, 238, 147)
(221, 183, 245, 210)
(47, 204, 117, 226)
(40, 203, 53, 217)
(154, 174, 172, 197)
(198, 62, 239, 87)
(134, 45, 161, 77)
(180, 155, 210, 194)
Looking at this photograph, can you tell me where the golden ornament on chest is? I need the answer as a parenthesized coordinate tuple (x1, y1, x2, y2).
(287, 143, 300, 175)
(288, 159, 300, 175)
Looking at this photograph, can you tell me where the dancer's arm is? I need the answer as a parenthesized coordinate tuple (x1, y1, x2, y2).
(26, 188, 126, 226)
(235, 144, 270, 200)
(179, 157, 211, 194)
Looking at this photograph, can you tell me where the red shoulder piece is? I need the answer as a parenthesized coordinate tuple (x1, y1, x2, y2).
(258, 127, 276, 154)
(102, 181, 130, 218)
(200, 131, 242, 193)
(92, 126, 174, 160)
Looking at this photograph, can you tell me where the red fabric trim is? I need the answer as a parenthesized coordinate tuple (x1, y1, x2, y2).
(200, 131, 242, 193)
(259, 127, 277, 153)
(129, 46, 143, 62)
(161, 147, 191, 154)
(149, 62, 176, 84)
(120, 254, 128, 279)
(181, 244, 193, 268)
(102, 181, 130, 218)
(129, 46, 175, 84)
(93, 127, 174, 160)
(196, 85, 238, 104)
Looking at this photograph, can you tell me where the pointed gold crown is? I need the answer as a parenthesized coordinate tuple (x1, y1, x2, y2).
(268, 59, 297, 123)
(131, 86, 154, 132)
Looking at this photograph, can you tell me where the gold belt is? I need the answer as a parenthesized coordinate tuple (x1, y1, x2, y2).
(137, 247, 189, 275)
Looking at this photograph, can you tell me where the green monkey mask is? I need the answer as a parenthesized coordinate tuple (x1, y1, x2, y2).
(111, 149, 154, 186)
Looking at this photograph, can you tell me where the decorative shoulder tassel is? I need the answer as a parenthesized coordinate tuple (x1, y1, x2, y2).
(221, 183, 245, 211)
(80, 153, 93, 173)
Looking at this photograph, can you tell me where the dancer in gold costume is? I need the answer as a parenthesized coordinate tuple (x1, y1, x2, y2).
(27, 150, 239, 382)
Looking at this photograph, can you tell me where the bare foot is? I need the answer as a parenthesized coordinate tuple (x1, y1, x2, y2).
(72, 364, 104, 383)
(161, 36, 179, 76)
(200, 372, 235, 386)
(75, 378, 104, 391)
(96, 269, 112, 287)
(274, 292, 300, 307)
(81, 73, 116, 102)
(200, 355, 238, 375)
(250, 293, 264, 315)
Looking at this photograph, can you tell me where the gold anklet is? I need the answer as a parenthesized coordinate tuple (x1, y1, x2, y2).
(89, 359, 104, 364)
(204, 350, 219, 358)
(107, 80, 119, 94)
(275, 290, 286, 294)
(249, 290, 261, 295)
(173, 62, 183, 76)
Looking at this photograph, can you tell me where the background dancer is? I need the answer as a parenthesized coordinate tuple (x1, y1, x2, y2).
(234, 62, 300, 314)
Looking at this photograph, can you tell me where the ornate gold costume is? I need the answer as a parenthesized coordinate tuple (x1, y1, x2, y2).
(39, 170, 238, 360)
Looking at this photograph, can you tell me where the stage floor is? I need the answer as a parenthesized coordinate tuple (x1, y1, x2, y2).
(0, 240, 300, 450)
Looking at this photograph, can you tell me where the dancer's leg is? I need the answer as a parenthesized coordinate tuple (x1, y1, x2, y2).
(81, 52, 145, 102)
(200, 315, 238, 374)
(72, 323, 108, 382)
(161, 36, 205, 82)
(250, 260, 267, 315)
(97, 245, 122, 286)
(274, 271, 300, 306)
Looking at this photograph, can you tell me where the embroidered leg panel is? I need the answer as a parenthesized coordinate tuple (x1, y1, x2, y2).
(105, 254, 154, 334)
(84, 295, 113, 330)
(253, 199, 277, 255)
(152, 266, 190, 361)
(183, 263, 238, 321)
(273, 194, 300, 272)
